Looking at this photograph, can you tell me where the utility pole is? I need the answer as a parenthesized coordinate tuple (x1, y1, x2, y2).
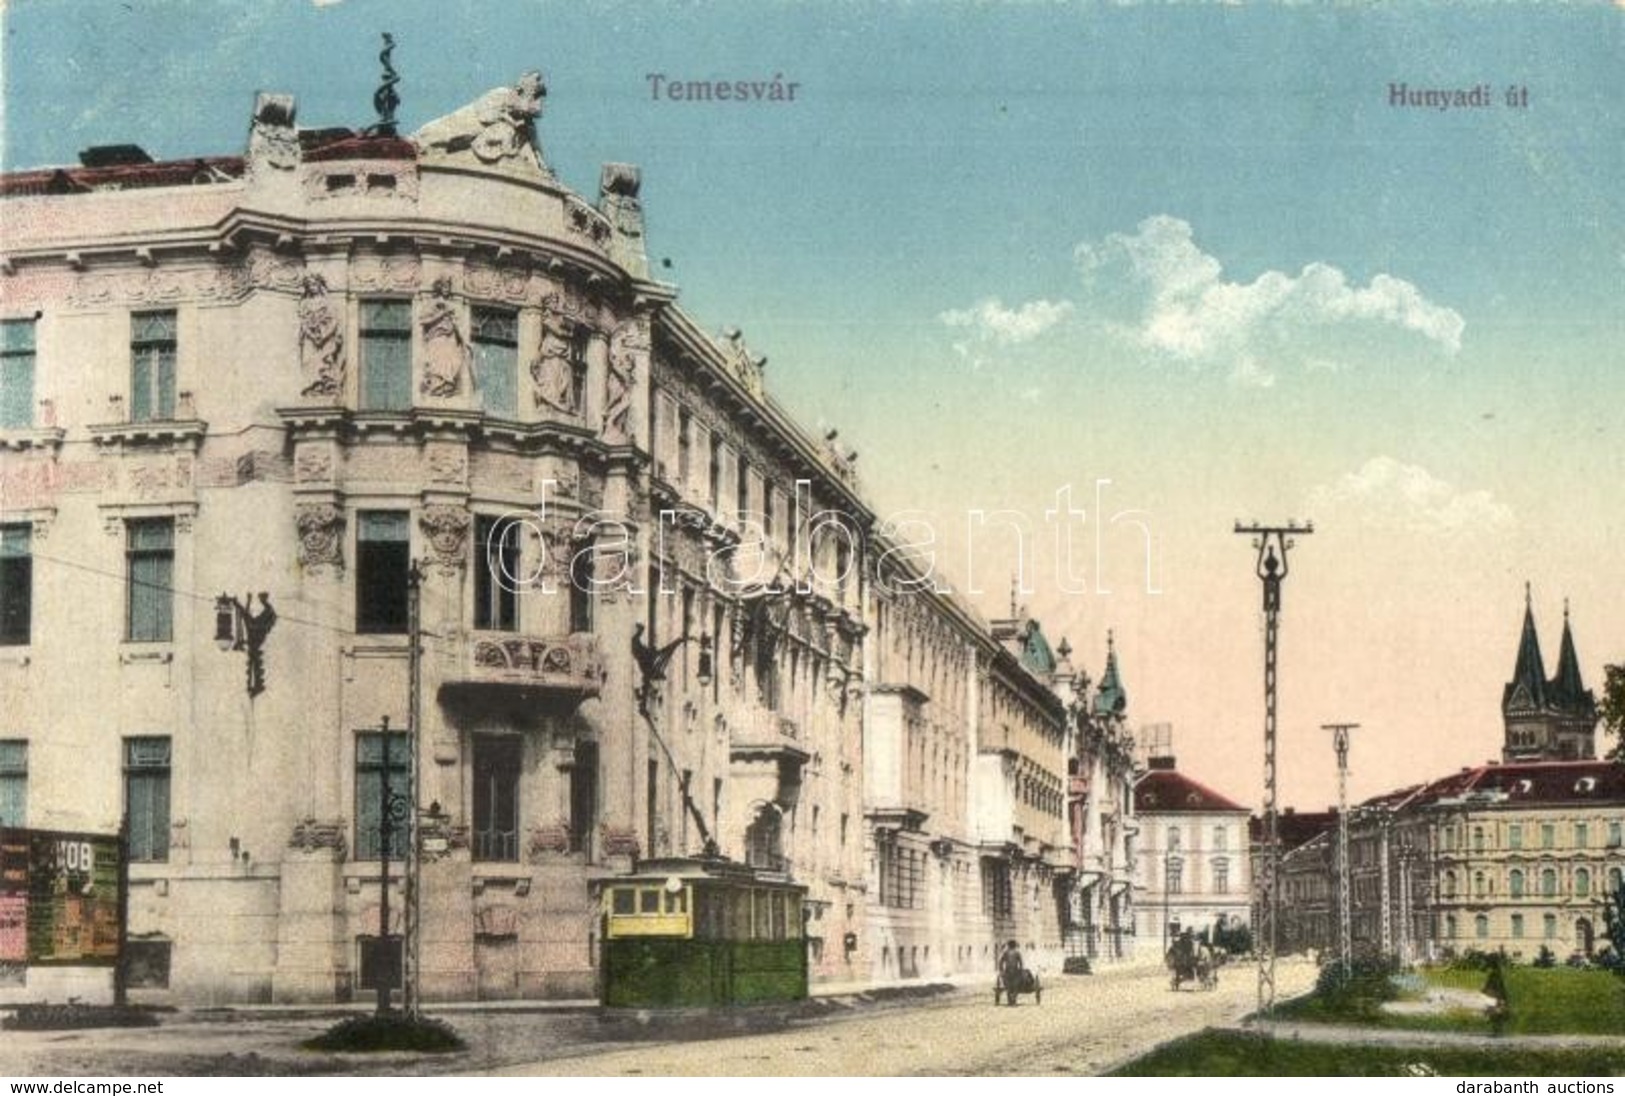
(1236, 520, 1312, 1016)
(376, 715, 396, 1016)
(404, 560, 423, 1017)
(1323, 722, 1358, 979)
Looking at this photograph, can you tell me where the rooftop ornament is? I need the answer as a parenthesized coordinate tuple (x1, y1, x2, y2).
(369, 33, 401, 137)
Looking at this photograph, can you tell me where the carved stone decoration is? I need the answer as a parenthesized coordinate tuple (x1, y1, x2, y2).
(295, 503, 344, 573)
(565, 197, 612, 247)
(412, 72, 552, 175)
(530, 315, 579, 415)
(603, 319, 646, 445)
(349, 255, 421, 293)
(599, 163, 648, 277)
(420, 504, 472, 574)
(718, 327, 766, 398)
(539, 517, 583, 579)
(247, 92, 300, 172)
(297, 274, 345, 399)
(288, 817, 348, 856)
(419, 277, 471, 398)
(600, 825, 641, 858)
(529, 823, 572, 859)
(465, 261, 538, 306)
(294, 448, 333, 482)
(425, 444, 467, 484)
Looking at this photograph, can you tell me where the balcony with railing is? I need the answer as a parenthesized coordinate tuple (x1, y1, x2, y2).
(444, 631, 605, 702)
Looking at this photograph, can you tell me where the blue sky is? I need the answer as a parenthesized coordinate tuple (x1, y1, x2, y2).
(3, 0, 1622, 808)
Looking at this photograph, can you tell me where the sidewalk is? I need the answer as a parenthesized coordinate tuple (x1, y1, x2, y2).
(1232, 1020, 1625, 1051)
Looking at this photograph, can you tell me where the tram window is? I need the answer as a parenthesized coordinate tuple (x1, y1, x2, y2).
(639, 889, 661, 914)
(611, 888, 634, 915)
(664, 888, 687, 915)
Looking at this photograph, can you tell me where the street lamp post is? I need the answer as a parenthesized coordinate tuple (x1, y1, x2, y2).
(1323, 722, 1358, 979)
(1235, 520, 1312, 1016)
(374, 715, 410, 1016)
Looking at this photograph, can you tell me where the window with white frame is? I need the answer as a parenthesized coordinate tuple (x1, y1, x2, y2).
(0, 318, 35, 429)
(124, 737, 171, 862)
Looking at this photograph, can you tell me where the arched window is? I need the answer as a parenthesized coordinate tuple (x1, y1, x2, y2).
(1443, 871, 1457, 898)
(1575, 868, 1591, 897)
(1475, 914, 1489, 939)
(1473, 871, 1487, 898)
(1509, 869, 1524, 898)
(1473, 827, 1485, 852)
(1542, 868, 1558, 897)
(1610, 867, 1623, 895)
(1445, 914, 1458, 938)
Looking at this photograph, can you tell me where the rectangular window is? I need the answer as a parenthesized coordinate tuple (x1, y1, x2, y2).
(355, 730, 409, 860)
(981, 859, 1013, 919)
(569, 542, 593, 634)
(124, 737, 171, 862)
(1509, 824, 1523, 850)
(763, 485, 776, 545)
(0, 525, 31, 646)
(472, 735, 520, 862)
(708, 433, 723, 511)
(1214, 826, 1227, 852)
(130, 311, 176, 422)
(1541, 823, 1555, 849)
(473, 515, 519, 631)
(125, 519, 174, 642)
(356, 511, 410, 634)
(359, 300, 412, 411)
(471, 308, 518, 417)
(1511, 913, 1524, 939)
(1575, 822, 1589, 849)
(0, 740, 26, 828)
(569, 740, 597, 855)
(1213, 860, 1229, 895)
(677, 409, 693, 486)
(736, 457, 751, 522)
(1544, 913, 1557, 940)
(1609, 821, 1622, 848)
(1167, 860, 1184, 895)
(1, 319, 36, 429)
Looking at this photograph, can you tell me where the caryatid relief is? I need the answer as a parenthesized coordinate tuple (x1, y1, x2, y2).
(420, 505, 472, 574)
(603, 319, 647, 445)
(412, 72, 550, 171)
(530, 317, 579, 416)
(295, 504, 344, 572)
(419, 277, 472, 398)
(297, 274, 344, 399)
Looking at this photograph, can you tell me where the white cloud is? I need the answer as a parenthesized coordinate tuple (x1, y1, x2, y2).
(939, 297, 1073, 346)
(1075, 215, 1464, 386)
(1308, 456, 1514, 534)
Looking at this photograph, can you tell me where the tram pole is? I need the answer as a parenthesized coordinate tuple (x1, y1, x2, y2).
(1235, 520, 1312, 1017)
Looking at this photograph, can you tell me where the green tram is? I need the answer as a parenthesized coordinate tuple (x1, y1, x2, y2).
(597, 856, 809, 1008)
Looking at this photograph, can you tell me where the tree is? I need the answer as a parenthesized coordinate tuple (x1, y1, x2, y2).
(1603, 879, 1625, 974)
(1602, 664, 1625, 762)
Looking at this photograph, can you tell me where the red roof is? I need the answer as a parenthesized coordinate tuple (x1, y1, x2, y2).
(1135, 768, 1249, 814)
(1362, 759, 1625, 811)
(0, 157, 244, 198)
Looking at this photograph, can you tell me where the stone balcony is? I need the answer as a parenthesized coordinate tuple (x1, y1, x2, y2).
(443, 631, 605, 703)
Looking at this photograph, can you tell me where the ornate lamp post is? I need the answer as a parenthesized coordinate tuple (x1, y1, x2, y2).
(1323, 722, 1358, 980)
(213, 592, 277, 697)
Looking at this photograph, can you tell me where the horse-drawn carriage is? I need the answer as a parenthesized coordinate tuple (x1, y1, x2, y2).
(995, 943, 1042, 1006)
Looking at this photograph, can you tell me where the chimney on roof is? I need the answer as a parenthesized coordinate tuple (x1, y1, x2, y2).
(1148, 755, 1176, 771)
(78, 145, 153, 168)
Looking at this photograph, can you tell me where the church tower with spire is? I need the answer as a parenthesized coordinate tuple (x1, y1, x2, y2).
(1502, 585, 1599, 761)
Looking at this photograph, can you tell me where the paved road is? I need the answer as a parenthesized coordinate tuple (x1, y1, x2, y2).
(0, 959, 1316, 1076)
(492, 958, 1319, 1077)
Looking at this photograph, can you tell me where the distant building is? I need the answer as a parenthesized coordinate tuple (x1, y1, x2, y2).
(1276, 593, 1622, 965)
(1134, 756, 1252, 953)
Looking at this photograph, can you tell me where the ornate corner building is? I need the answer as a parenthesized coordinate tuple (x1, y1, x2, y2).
(0, 72, 1112, 1003)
